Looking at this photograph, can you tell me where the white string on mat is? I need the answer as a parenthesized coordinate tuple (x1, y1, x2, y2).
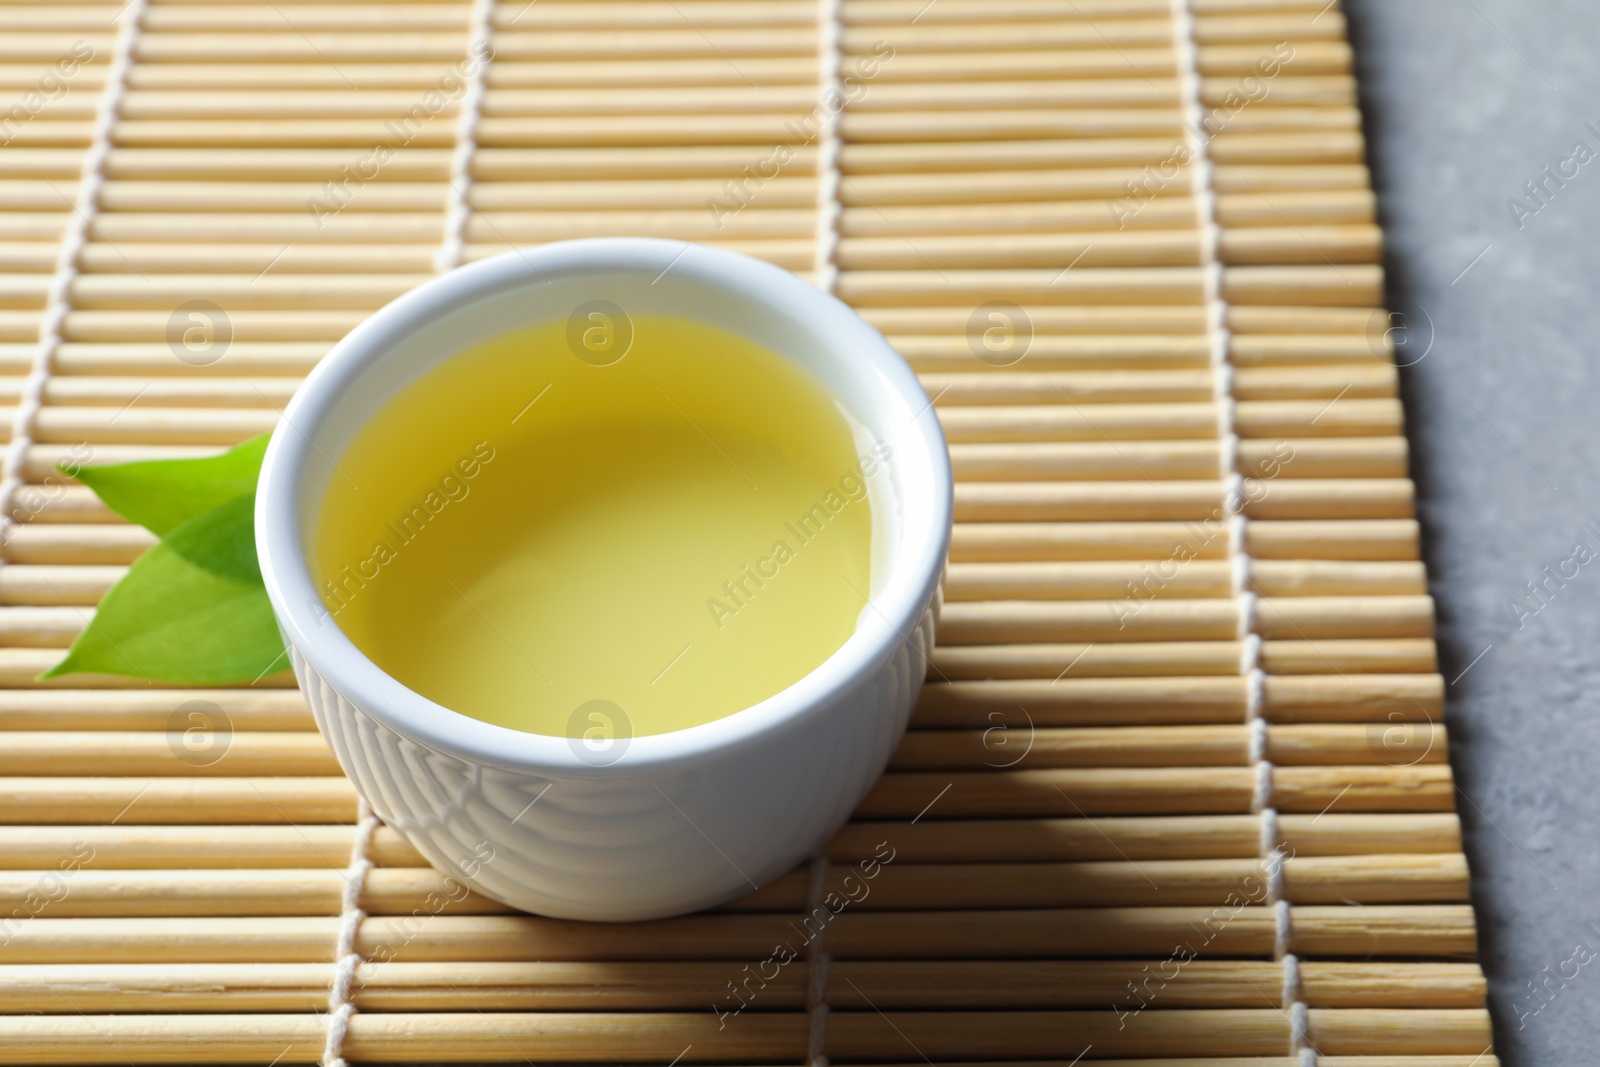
(811, 0, 844, 294)
(0, 0, 146, 556)
(322, 798, 379, 1067)
(1168, 0, 1309, 1060)
(434, 0, 497, 275)
(803, 857, 832, 1067)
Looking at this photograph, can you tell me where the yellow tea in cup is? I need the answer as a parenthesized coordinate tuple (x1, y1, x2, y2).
(313, 314, 877, 739)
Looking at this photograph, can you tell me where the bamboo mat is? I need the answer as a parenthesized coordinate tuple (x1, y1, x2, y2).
(0, 0, 1497, 1063)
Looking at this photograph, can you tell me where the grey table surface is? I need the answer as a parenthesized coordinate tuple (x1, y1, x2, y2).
(1343, 1, 1600, 1061)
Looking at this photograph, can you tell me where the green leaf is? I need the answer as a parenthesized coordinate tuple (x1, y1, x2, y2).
(72, 433, 270, 536)
(40, 494, 287, 684)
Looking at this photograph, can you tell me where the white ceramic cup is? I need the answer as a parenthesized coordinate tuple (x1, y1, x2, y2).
(256, 238, 952, 921)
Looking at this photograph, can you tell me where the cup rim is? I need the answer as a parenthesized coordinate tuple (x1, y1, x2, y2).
(255, 238, 952, 777)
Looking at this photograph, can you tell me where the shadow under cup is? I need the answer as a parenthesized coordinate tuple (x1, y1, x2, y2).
(257, 239, 951, 920)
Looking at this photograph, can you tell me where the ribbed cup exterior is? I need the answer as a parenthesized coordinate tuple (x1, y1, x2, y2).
(295, 600, 937, 921)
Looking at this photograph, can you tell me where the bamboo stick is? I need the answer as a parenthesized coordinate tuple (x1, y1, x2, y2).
(0, 733, 339, 777)
(0, 707, 1446, 772)
(849, 79, 1184, 110)
(119, 91, 474, 120)
(1267, 673, 1445, 723)
(947, 438, 1406, 480)
(850, 167, 1196, 205)
(0, 556, 1417, 606)
(0, 905, 1479, 966)
(465, 238, 813, 270)
(48, 309, 406, 342)
(1235, 363, 1398, 398)
(1287, 853, 1471, 904)
(945, 559, 1425, 599)
(0, 958, 1486, 1013)
(10, 482, 128, 527)
(849, 21, 1187, 51)
(1231, 306, 1387, 334)
(950, 520, 1419, 561)
(0, 565, 119, 606)
(921, 365, 1397, 404)
(864, 307, 1209, 334)
(110, 119, 467, 150)
(924, 369, 1217, 403)
(1232, 333, 1395, 364)
(67, 275, 425, 310)
(915, 677, 1253, 730)
(0, 608, 85, 648)
(860, 765, 1454, 817)
(0, 868, 501, 919)
(839, 266, 1380, 306)
(0, 1006, 1494, 1060)
(830, 1007, 1488, 1059)
(1218, 188, 1375, 226)
(0, 908, 780, 966)
(1262, 638, 1436, 675)
(1215, 166, 1374, 200)
(0, 1010, 799, 1064)
(472, 209, 813, 241)
(0, 778, 357, 825)
(1219, 223, 1382, 264)
(897, 335, 1213, 371)
(827, 906, 1477, 959)
(40, 378, 302, 410)
(70, 246, 440, 276)
(1307, 1008, 1493, 1057)
(30, 409, 278, 447)
(935, 398, 1401, 441)
(951, 479, 1415, 522)
(0, 765, 1453, 828)
(0, 824, 398, 871)
(142, 8, 480, 33)
(848, 198, 1202, 236)
(889, 723, 1447, 769)
(910, 675, 1442, 727)
(930, 638, 1437, 678)
(849, 0, 1174, 22)
(3, 526, 157, 566)
(839, 230, 1204, 270)
(0, 149, 102, 181)
(850, 48, 1179, 83)
(116, 60, 812, 92)
(490, 28, 820, 60)
(935, 594, 1433, 644)
(1221, 264, 1383, 305)
(840, 110, 1188, 143)
(100, 146, 798, 183)
(1211, 130, 1367, 165)
(1202, 74, 1356, 108)
(870, 303, 1382, 337)
(484, 114, 826, 148)
(52, 343, 330, 376)
(0, 812, 1462, 872)
(0, 649, 298, 690)
(844, 21, 1181, 52)
(85, 178, 813, 215)
(0, 853, 1467, 919)
(941, 402, 1220, 441)
(0, 690, 313, 732)
(844, 140, 1189, 175)
(828, 813, 1462, 862)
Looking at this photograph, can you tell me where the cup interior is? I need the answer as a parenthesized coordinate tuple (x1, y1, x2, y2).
(259, 238, 951, 771)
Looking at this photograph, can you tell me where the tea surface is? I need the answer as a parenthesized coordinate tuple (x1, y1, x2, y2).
(314, 314, 875, 741)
